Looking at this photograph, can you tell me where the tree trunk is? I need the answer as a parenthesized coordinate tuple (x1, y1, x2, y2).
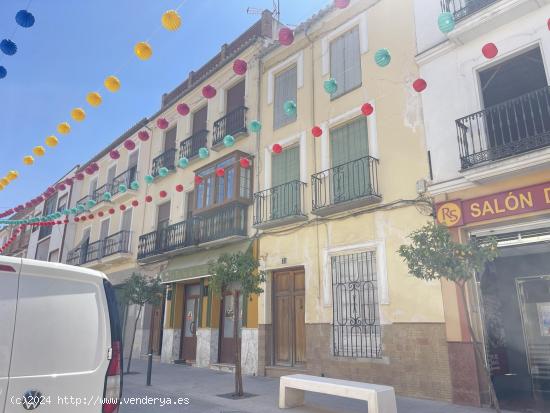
(233, 290, 244, 397)
(126, 304, 143, 374)
(457, 282, 501, 413)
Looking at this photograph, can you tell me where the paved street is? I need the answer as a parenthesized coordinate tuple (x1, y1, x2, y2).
(119, 360, 517, 413)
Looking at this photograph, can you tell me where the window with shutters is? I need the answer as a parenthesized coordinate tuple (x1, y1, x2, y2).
(57, 194, 68, 212)
(270, 145, 301, 220)
(330, 26, 362, 99)
(39, 194, 58, 240)
(274, 65, 297, 130)
(35, 238, 51, 261)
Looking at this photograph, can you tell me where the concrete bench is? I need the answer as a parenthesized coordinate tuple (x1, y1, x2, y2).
(279, 374, 397, 413)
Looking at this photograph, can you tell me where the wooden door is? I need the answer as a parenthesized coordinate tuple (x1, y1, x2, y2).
(193, 106, 208, 134)
(219, 292, 243, 364)
(274, 269, 305, 366)
(149, 296, 164, 355)
(180, 284, 200, 361)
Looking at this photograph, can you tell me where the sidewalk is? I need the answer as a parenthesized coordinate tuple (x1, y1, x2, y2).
(119, 360, 516, 413)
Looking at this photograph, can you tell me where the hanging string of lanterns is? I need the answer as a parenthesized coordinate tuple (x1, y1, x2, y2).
(0, 9, 36, 79)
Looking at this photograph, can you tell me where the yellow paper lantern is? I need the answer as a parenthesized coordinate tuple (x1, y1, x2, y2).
(45, 135, 58, 147)
(7, 170, 18, 180)
(0, 183, 4, 191)
(134, 42, 152, 60)
(0, 177, 9, 186)
(33, 146, 46, 157)
(162, 10, 182, 31)
(57, 122, 71, 135)
(71, 108, 86, 122)
(86, 91, 102, 107)
(23, 155, 34, 165)
(104, 75, 121, 92)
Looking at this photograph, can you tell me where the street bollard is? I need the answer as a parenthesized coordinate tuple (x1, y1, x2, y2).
(146, 353, 153, 386)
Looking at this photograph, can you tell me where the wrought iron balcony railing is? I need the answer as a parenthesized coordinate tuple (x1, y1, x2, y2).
(180, 130, 208, 160)
(151, 148, 177, 177)
(456, 86, 550, 170)
(111, 166, 138, 197)
(312, 155, 380, 213)
(137, 219, 195, 260)
(67, 231, 132, 265)
(253, 180, 307, 227)
(440, 0, 500, 22)
(94, 183, 113, 204)
(213, 106, 248, 146)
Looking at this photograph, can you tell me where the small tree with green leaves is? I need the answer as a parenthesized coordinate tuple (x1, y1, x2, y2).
(122, 273, 164, 374)
(398, 223, 500, 411)
(209, 250, 266, 397)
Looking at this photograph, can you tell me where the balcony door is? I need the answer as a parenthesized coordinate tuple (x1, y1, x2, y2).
(180, 284, 200, 362)
(107, 165, 117, 192)
(330, 118, 370, 204)
(193, 106, 208, 134)
(226, 80, 245, 136)
(128, 150, 139, 183)
(271, 146, 300, 220)
(89, 178, 98, 197)
(99, 219, 110, 258)
(156, 202, 171, 252)
(79, 228, 91, 265)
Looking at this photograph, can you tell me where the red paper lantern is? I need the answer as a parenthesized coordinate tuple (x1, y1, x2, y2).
(65, 178, 74, 186)
(216, 168, 225, 177)
(81, 216, 87, 222)
(159, 190, 167, 198)
(145, 195, 153, 203)
(412, 78, 427, 93)
(157, 118, 169, 129)
(98, 211, 104, 217)
(109, 208, 115, 215)
(110, 149, 120, 160)
(177, 103, 190, 116)
(88, 214, 94, 220)
(361, 103, 374, 116)
(194, 175, 203, 185)
(120, 204, 126, 211)
(175, 184, 184, 193)
(239, 158, 251, 169)
(64, 219, 69, 224)
(547, 18, 550, 31)
(334, 0, 351, 8)
(233, 59, 248, 75)
(279, 27, 294, 46)
(56, 220, 62, 225)
(91, 162, 99, 171)
(74, 217, 80, 222)
(312, 126, 323, 138)
(482, 43, 498, 59)
(76, 172, 85, 181)
(272, 143, 283, 154)
(132, 200, 139, 207)
(202, 85, 217, 99)
(124, 139, 136, 151)
(138, 130, 150, 141)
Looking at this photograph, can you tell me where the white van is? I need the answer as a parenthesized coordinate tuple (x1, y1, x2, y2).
(0, 256, 122, 412)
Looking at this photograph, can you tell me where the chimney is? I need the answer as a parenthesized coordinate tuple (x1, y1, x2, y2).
(261, 9, 274, 39)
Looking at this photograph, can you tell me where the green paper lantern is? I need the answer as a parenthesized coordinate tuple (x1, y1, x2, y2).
(178, 157, 189, 168)
(103, 192, 112, 201)
(145, 175, 154, 184)
(198, 147, 209, 159)
(158, 167, 169, 177)
(118, 183, 128, 193)
(86, 199, 97, 209)
(223, 135, 235, 147)
(249, 120, 262, 133)
(76, 204, 85, 213)
(438, 12, 455, 34)
(54, 212, 62, 219)
(324, 78, 338, 94)
(62, 209, 70, 215)
(130, 181, 140, 190)
(374, 48, 391, 67)
(283, 100, 297, 116)
(70, 207, 78, 215)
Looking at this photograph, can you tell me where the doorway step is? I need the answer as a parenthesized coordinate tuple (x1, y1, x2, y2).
(209, 363, 235, 373)
(265, 366, 309, 378)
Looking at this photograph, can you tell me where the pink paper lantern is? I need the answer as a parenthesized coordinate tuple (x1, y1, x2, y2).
(233, 59, 248, 75)
(65, 178, 74, 186)
(157, 118, 169, 129)
(334, 0, 351, 8)
(91, 162, 99, 171)
(110, 149, 121, 160)
(412, 78, 427, 93)
(85, 166, 95, 175)
(361, 103, 374, 116)
(482, 43, 498, 59)
(138, 130, 150, 141)
(272, 143, 283, 154)
(177, 103, 190, 116)
(239, 158, 251, 169)
(75, 172, 85, 181)
(202, 85, 217, 99)
(279, 27, 294, 46)
(124, 139, 136, 151)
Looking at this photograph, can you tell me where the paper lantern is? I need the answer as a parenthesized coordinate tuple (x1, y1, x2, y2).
(81, 216, 87, 222)
(324, 78, 338, 94)
(74, 217, 80, 223)
(233, 59, 248, 75)
(374, 48, 391, 67)
(91, 162, 99, 171)
(438, 12, 455, 34)
(104, 76, 121, 92)
(216, 168, 225, 177)
(177, 103, 190, 116)
(162, 10, 182, 31)
(361, 103, 374, 116)
(482, 43, 498, 59)
(87, 215, 94, 220)
(97, 211, 104, 218)
(138, 130, 150, 141)
(312, 126, 323, 138)
(118, 183, 127, 193)
(119, 204, 127, 211)
(76, 204, 86, 213)
(75, 172, 85, 181)
(157, 118, 169, 129)
(548, 18, 550, 31)
(130, 181, 140, 190)
(84, 165, 94, 175)
(272, 144, 283, 154)
(87, 199, 96, 209)
(413, 78, 427, 93)
(198, 147, 209, 159)
(57, 122, 71, 134)
(109, 208, 115, 215)
(159, 190, 167, 198)
(33, 146, 46, 157)
(279, 28, 294, 46)
(194, 175, 203, 185)
(158, 167, 169, 177)
(284, 100, 297, 116)
(110, 149, 120, 160)
(249, 120, 262, 133)
(0, 39, 17, 56)
(124, 139, 136, 150)
(103, 192, 112, 201)
(15, 10, 35, 28)
(69, 207, 78, 215)
(86, 92, 102, 107)
(45, 136, 58, 147)
(144, 175, 154, 184)
(178, 157, 189, 168)
(145, 195, 153, 203)
(23, 155, 34, 165)
(132, 200, 139, 207)
(71, 108, 86, 122)
(202, 85, 217, 99)
(223, 135, 235, 147)
(0, 66, 6, 79)
(56, 183, 66, 191)
(135, 42, 153, 60)
(65, 178, 73, 186)
(7, 170, 18, 180)
(176, 184, 184, 193)
(334, 0, 351, 8)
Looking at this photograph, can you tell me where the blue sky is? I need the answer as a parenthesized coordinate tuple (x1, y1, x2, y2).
(0, 0, 330, 210)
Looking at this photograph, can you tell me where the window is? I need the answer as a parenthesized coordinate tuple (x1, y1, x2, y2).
(331, 251, 381, 358)
(48, 249, 59, 263)
(164, 127, 177, 151)
(39, 194, 58, 240)
(274, 65, 297, 129)
(89, 178, 98, 196)
(32, 214, 41, 233)
(330, 27, 362, 99)
(35, 238, 51, 261)
(57, 193, 68, 212)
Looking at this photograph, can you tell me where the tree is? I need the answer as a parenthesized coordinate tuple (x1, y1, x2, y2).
(121, 273, 164, 374)
(209, 250, 266, 397)
(398, 223, 501, 412)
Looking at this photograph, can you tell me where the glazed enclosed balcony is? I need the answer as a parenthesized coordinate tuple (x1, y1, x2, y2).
(212, 106, 248, 147)
(67, 231, 132, 266)
(253, 180, 307, 229)
(456, 86, 550, 170)
(312, 155, 381, 216)
(440, 0, 500, 21)
(151, 148, 177, 177)
(180, 130, 208, 160)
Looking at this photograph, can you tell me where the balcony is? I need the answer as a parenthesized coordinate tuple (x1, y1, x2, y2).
(312, 156, 381, 216)
(151, 148, 177, 177)
(440, 0, 500, 21)
(111, 166, 138, 198)
(67, 231, 132, 266)
(456, 86, 550, 170)
(253, 180, 307, 229)
(213, 106, 248, 147)
(180, 130, 208, 160)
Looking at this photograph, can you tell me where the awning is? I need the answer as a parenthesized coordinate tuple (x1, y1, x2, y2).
(160, 240, 252, 284)
(104, 267, 140, 286)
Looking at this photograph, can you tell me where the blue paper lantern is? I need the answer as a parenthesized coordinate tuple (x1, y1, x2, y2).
(130, 181, 140, 190)
(103, 192, 112, 201)
(249, 120, 262, 133)
(324, 78, 338, 94)
(374, 48, 391, 67)
(86, 199, 96, 209)
(284, 100, 297, 116)
(144, 175, 154, 184)
(198, 147, 209, 159)
(0, 66, 6, 79)
(158, 167, 169, 177)
(178, 157, 189, 168)
(223, 135, 235, 147)
(15, 10, 35, 28)
(118, 183, 128, 193)
(438, 12, 455, 34)
(0, 39, 17, 56)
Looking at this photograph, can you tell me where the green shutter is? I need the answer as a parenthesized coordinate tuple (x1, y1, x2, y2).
(271, 146, 300, 219)
(274, 66, 298, 129)
(272, 146, 300, 187)
(331, 27, 362, 98)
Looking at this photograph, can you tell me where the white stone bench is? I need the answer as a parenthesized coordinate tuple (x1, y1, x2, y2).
(279, 374, 397, 413)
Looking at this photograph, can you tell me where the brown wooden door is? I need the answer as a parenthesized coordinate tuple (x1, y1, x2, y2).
(149, 298, 164, 355)
(180, 284, 200, 361)
(274, 269, 305, 366)
(192, 106, 208, 133)
(219, 292, 243, 364)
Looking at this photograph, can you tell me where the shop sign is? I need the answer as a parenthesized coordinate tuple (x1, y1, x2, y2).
(436, 181, 550, 227)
